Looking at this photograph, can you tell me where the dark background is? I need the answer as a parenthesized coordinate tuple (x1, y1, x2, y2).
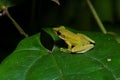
(0, 0, 120, 62)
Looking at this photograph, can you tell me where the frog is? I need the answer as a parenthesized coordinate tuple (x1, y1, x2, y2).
(53, 26, 95, 53)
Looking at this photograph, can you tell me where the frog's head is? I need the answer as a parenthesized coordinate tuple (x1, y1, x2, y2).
(53, 26, 66, 39)
(53, 26, 65, 31)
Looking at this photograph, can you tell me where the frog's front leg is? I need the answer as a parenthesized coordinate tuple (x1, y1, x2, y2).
(71, 44, 94, 53)
(60, 41, 72, 53)
(65, 40, 72, 49)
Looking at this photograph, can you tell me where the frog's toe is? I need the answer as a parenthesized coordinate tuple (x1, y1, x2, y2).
(60, 48, 71, 53)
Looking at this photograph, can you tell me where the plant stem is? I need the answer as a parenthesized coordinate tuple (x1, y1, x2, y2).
(6, 9, 29, 37)
(86, 0, 107, 34)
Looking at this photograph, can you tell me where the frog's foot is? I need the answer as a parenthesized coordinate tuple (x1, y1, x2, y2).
(60, 48, 71, 53)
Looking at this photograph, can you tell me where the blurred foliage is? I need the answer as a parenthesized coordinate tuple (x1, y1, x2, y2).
(0, 0, 27, 8)
(31, 0, 120, 32)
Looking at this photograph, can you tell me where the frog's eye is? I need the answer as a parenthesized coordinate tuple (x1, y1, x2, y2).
(56, 31, 61, 35)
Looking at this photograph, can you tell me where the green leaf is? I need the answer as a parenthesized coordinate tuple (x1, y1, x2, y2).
(40, 28, 54, 52)
(0, 0, 12, 9)
(0, 0, 25, 10)
(0, 28, 120, 80)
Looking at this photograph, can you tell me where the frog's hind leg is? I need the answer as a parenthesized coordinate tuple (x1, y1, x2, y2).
(72, 44, 94, 53)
